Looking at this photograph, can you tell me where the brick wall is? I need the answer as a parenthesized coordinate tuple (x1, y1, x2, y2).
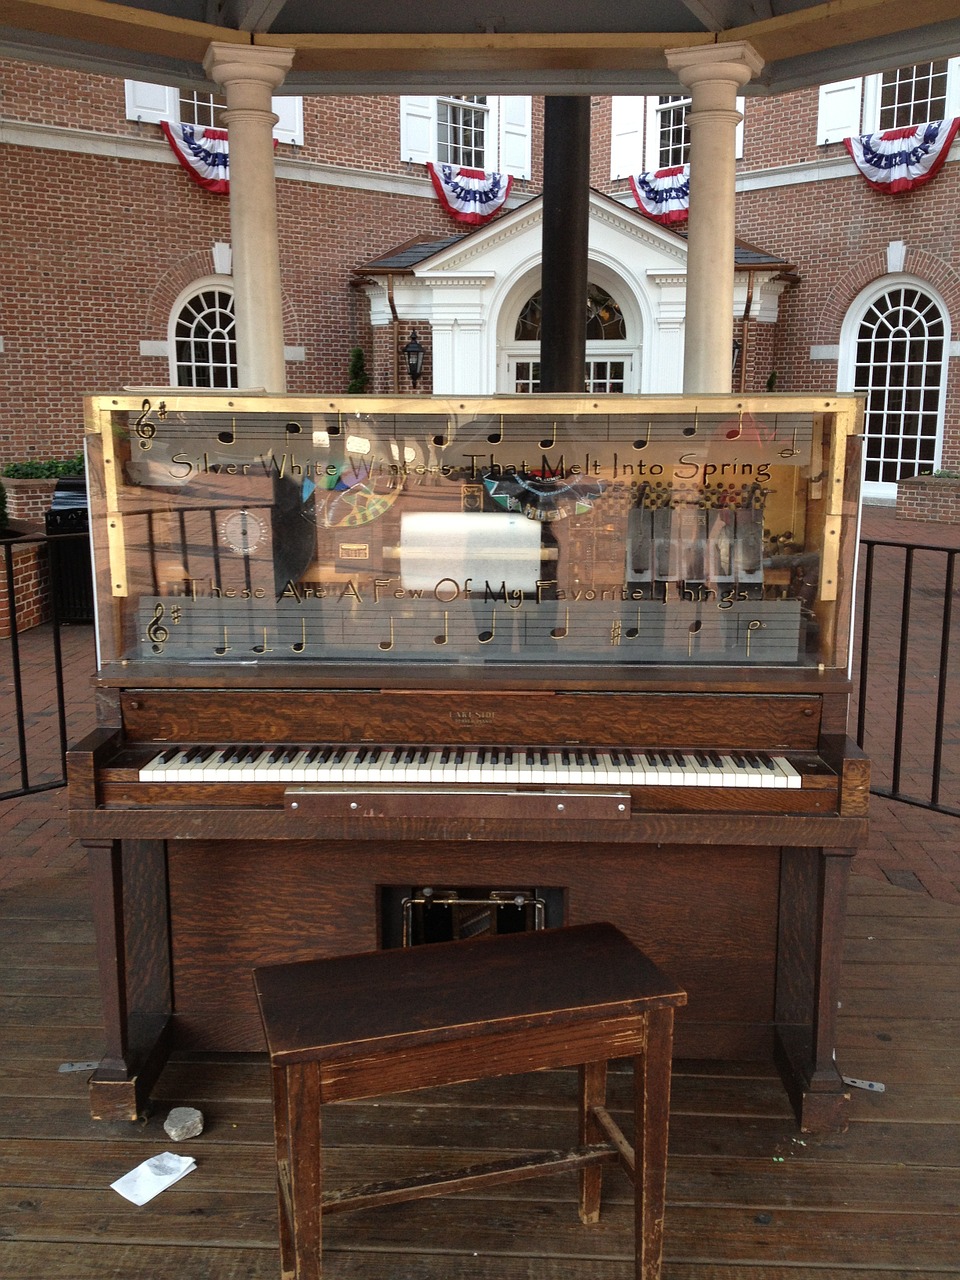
(897, 476, 960, 524)
(0, 541, 50, 636)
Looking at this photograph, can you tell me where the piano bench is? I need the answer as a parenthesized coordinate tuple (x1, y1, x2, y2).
(253, 922, 687, 1280)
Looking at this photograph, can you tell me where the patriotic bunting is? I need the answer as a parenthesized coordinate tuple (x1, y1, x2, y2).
(629, 165, 690, 225)
(161, 122, 231, 194)
(427, 162, 513, 225)
(844, 119, 960, 193)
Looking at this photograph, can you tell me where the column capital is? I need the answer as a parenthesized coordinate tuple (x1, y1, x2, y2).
(203, 41, 295, 96)
(665, 41, 764, 92)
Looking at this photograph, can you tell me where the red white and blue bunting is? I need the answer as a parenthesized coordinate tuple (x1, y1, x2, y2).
(161, 122, 231, 194)
(844, 119, 960, 193)
(427, 161, 513, 225)
(628, 164, 690, 225)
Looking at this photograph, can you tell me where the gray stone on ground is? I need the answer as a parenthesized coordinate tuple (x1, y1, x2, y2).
(163, 1106, 204, 1141)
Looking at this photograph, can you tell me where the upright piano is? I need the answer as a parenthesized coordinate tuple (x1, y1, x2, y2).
(69, 393, 868, 1132)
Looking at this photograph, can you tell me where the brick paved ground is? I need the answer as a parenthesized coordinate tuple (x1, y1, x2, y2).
(1, 504, 958, 899)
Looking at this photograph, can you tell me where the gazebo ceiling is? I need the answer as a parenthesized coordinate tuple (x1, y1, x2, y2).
(2, 0, 959, 95)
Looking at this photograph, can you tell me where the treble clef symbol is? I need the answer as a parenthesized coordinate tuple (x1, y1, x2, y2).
(135, 398, 157, 452)
(146, 603, 169, 653)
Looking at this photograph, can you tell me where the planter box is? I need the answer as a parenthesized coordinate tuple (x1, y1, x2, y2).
(896, 474, 960, 525)
(2, 476, 57, 524)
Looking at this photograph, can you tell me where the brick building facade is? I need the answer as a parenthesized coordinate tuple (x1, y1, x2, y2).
(1, 55, 958, 507)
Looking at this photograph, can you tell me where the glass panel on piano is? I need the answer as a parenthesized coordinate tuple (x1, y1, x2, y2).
(84, 395, 862, 671)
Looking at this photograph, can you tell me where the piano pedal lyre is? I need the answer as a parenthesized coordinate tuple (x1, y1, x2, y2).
(400, 887, 547, 947)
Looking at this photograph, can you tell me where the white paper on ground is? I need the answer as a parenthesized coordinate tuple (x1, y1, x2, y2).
(110, 1152, 197, 1205)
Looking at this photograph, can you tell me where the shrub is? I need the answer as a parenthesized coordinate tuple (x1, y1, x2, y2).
(0, 453, 85, 480)
(347, 346, 371, 394)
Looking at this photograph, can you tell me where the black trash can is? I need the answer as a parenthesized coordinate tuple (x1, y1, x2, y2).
(44, 476, 94, 623)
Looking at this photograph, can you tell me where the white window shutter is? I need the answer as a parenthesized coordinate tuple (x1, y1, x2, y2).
(400, 96, 436, 165)
(271, 96, 304, 146)
(643, 96, 664, 171)
(499, 96, 532, 178)
(817, 79, 864, 145)
(125, 80, 179, 125)
(610, 97, 645, 179)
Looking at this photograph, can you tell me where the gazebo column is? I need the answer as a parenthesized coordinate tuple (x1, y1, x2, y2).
(666, 42, 763, 394)
(203, 42, 294, 392)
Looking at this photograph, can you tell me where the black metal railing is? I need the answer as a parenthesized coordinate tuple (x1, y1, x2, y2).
(1, 530, 90, 801)
(855, 538, 959, 818)
(2, 527, 959, 818)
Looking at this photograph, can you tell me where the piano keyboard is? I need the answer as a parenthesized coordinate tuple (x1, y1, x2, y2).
(139, 744, 803, 789)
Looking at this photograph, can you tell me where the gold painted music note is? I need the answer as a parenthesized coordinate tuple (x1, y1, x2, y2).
(625, 608, 641, 640)
(633, 422, 651, 450)
(487, 416, 504, 444)
(217, 417, 237, 445)
(682, 409, 699, 438)
(285, 420, 303, 441)
(134, 399, 157, 451)
(550, 608, 570, 640)
(146, 603, 168, 653)
(745, 618, 763, 658)
(725, 411, 744, 441)
(252, 628, 273, 654)
(214, 627, 231, 656)
(433, 612, 449, 645)
(780, 422, 800, 458)
(539, 421, 558, 449)
(478, 611, 496, 644)
(687, 619, 702, 657)
(292, 618, 307, 653)
(378, 618, 395, 651)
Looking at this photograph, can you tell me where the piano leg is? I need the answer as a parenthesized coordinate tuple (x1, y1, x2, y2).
(774, 846, 853, 1134)
(86, 838, 173, 1120)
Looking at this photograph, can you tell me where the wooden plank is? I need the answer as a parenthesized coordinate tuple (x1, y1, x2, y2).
(840, 961, 959, 990)
(843, 934, 960, 964)
(1, 1185, 958, 1267)
(0, 1243, 951, 1280)
(0, 995, 104, 1027)
(2, 1092, 959, 1168)
(839, 988, 960, 1019)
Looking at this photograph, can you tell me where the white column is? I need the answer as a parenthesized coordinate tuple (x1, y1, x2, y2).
(203, 42, 294, 392)
(666, 42, 763, 394)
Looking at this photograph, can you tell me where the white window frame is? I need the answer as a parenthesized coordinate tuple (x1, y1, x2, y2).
(125, 80, 304, 146)
(400, 95, 532, 178)
(503, 350, 636, 394)
(817, 58, 960, 144)
(837, 275, 949, 502)
(168, 278, 238, 389)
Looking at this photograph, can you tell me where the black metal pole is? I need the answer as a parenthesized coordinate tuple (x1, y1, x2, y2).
(538, 96, 591, 393)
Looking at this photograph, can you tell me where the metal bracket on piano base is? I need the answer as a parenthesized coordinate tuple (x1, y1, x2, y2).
(284, 786, 631, 822)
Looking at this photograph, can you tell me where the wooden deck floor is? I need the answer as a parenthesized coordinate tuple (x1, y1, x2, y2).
(1, 867, 958, 1279)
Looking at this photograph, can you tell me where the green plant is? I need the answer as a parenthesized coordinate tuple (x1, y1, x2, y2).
(932, 469, 960, 479)
(0, 453, 84, 480)
(347, 346, 371, 394)
(0, 479, 7, 531)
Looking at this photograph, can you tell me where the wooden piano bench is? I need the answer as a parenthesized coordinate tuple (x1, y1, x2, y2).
(253, 921, 687, 1280)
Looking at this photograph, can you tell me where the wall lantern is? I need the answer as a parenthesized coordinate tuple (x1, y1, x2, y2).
(402, 331, 425, 389)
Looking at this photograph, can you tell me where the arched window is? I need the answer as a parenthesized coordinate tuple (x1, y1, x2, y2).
(508, 283, 632, 392)
(849, 284, 946, 496)
(173, 287, 237, 388)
